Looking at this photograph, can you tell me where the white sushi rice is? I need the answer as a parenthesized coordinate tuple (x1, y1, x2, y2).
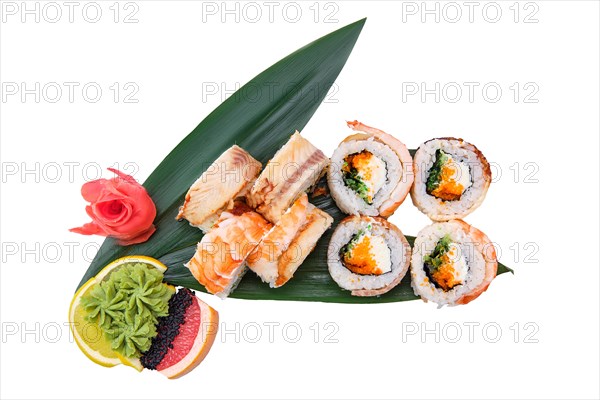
(411, 138, 490, 221)
(410, 221, 486, 307)
(328, 137, 403, 216)
(215, 264, 248, 299)
(328, 216, 410, 293)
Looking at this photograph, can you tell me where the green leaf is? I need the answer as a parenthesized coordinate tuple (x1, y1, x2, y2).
(77, 19, 366, 289)
(76, 18, 512, 304)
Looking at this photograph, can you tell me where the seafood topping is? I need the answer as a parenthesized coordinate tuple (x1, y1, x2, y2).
(342, 151, 387, 204)
(248, 132, 329, 224)
(426, 149, 472, 201)
(423, 235, 468, 291)
(340, 224, 391, 275)
(176, 145, 262, 232)
(186, 200, 272, 297)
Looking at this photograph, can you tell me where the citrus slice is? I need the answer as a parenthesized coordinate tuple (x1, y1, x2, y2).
(118, 354, 144, 372)
(69, 255, 170, 369)
(157, 295, 219, 379)
(69, 277, 122, 367)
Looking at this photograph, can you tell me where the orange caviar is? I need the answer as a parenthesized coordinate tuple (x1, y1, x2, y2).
(342, 235, 384, 275)
(431, 164, 464, 201)
(429, 253, 461, 291)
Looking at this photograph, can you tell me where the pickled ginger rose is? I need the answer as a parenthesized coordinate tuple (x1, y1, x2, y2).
(70, 168, 156, 245)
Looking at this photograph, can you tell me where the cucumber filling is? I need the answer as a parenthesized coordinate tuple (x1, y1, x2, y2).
(423, 234, 468, 291)
(426, 149, 472, 201)
(342, 151, 387, 205)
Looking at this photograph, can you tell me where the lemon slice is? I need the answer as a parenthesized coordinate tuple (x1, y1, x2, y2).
(69, 256, 170, 370)
(118, 354, 144, 372)
(69, 278, 122, 367)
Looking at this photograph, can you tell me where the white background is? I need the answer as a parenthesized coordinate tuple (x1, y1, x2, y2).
(1, 1, 599, 399)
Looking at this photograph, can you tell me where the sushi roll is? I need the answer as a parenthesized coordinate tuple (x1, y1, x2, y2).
(411, 138, 491, 221)
(186, 201, 272, 298)
(410, 220, 497, 306)
(247, 193, 333, 287)
(327, 215, 411, 297)
(177, 145, 262, 232)
(328, 120, 413, 217)
(247, 131, 329, 223)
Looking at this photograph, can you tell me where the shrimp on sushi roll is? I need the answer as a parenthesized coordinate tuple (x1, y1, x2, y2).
(328, 121, 413, 217)
(410, 220, 497, 306)
(186, 200, 272, 298)
(327, 216, 411, 297)
(411, 138, 491, 221)
(247, 193, 333, 288)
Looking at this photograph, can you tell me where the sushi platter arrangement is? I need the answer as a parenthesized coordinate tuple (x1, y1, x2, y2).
(67, 19, 511, 378)
(174, 121, 497, 304)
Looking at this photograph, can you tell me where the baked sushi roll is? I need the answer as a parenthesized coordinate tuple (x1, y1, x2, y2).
(411, 138, 491, 221)
(327, 215, 411, 297)
(247, 193, 333, 287)
(411, 220, 497, 306)
(186, 201, 272, 298)
(177, 145, 262, 232)
(247, 131, 329, 223)
(328, 120, 413, 217)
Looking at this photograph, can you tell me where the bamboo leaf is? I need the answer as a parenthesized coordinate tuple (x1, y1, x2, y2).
(77, 18, 512, 303)
(77, 19, 366, 289)
(161, 189, 513, 304)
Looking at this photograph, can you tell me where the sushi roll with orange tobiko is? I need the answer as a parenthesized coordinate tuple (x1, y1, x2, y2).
(327, 215, 411, 297)
(410, 220, 497, 307)
(327, 121, 414, 218)
(411, 138, 491, 221)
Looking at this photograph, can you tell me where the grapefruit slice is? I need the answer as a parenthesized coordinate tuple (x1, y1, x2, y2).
(157, 296, 218, 379)
(140, 289, 219, 379)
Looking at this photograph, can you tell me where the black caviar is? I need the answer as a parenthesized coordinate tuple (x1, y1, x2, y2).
(140, 288, 194, 370)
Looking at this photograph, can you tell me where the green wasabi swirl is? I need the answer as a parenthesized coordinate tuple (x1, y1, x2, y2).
(80, 263, 175, 358)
